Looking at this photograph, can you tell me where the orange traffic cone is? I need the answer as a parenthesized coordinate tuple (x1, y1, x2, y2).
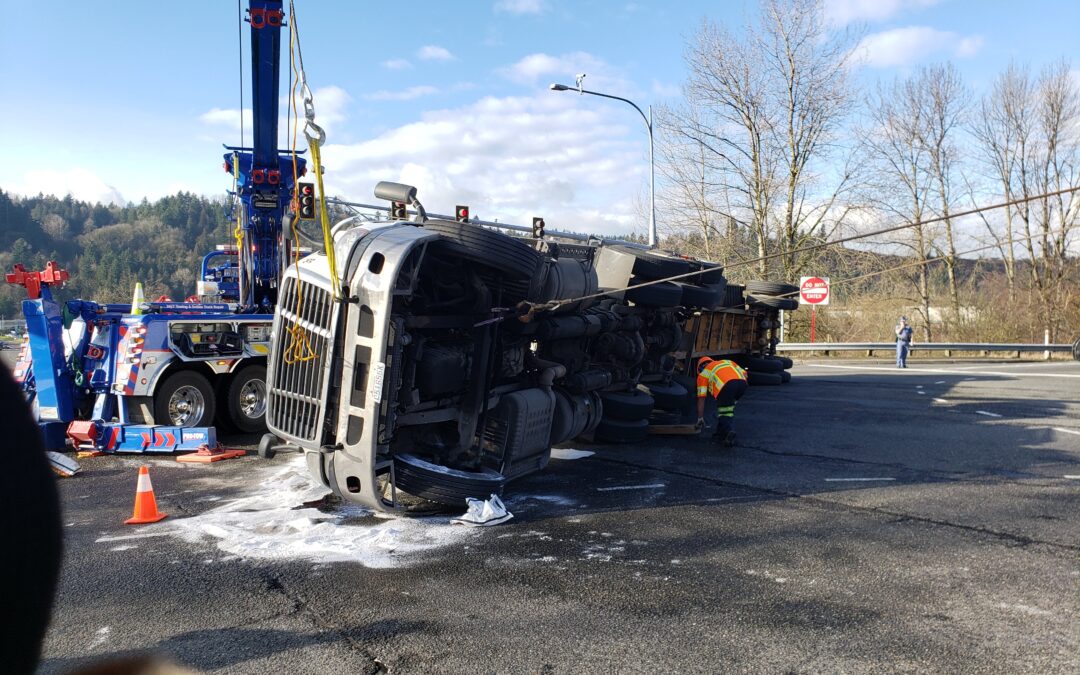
(124, 466, 168, 525)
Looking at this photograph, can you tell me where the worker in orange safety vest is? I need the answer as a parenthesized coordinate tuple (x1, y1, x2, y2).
(695, 356, 749, 446)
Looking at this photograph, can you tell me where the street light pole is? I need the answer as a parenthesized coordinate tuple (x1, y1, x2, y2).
(550, 82, 657, 248)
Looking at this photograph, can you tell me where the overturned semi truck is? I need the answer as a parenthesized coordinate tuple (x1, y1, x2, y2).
(263, 182, 797, 512)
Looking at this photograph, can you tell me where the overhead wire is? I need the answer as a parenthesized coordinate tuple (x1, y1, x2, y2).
(525, 184, 1080, 313)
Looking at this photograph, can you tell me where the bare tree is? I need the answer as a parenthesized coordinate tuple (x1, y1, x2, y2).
(970, 63, 1033, 303)
(662, 0, 857, 280)
(915, 64, 969, 318)
(860, 78, 936, 340)
(973, 60, 1080, 340)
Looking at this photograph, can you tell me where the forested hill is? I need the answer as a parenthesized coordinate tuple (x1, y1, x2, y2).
(0, 189, 233, 316)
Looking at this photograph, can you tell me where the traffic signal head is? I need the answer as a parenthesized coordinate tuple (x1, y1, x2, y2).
(391, 201, 408, 219)
(297, 181, 316, 220)
(531, 217, 545, 239)
(456, 205, 470, 223)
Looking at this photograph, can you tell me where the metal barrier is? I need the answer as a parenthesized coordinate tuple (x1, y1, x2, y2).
(776, 340, 1080, 360)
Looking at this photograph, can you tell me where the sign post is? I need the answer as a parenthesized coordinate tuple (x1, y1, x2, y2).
(799, 277, 830, 343)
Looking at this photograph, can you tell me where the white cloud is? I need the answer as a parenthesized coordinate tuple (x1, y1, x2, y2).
(499, 52, 637, 96)
(955, 35, 984, 58)
(824, 0, 940, 26)
(318, 94, 649, 235)
(8, 168, 126, 205)
(652, 80, 681, 98)
(199, 86, 351, 138)
(364, 86, 440, 101)
(494, 0, 548, 14)
(381, 58, 412, 70)
(856, 26, 984, 68)
(417, 45, 454, 62)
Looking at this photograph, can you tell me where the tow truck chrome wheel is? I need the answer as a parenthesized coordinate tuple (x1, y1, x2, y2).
(226, 364, 268, 434)
(168, 385, 206, 426)
(153, 371, 216, 428)
(239, 379, 266, 419)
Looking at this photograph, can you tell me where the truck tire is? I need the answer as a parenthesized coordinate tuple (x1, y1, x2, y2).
(599, 389, 654, 421)
(780, 370, 792, 383)
(593, 417, 650, 443)
(746, 294, 800, 311)
(393, 453, 505, 507)
(736, 356, 784, 374)
(688, 260, 725, 284)
(626, 280, 682, 307)
(678, 283, 722, 308)
(225, 365, 268, 434)
(642, 381, 688, 411)
(747, 371, 783, 386)
(723, 284, 745, 308)
(611, 246, 690, 280)
(153, 370, 216, 427)
(746, 280, 799, 297)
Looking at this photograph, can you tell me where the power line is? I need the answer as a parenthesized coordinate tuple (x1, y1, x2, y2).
(528, 184, 1080, 312)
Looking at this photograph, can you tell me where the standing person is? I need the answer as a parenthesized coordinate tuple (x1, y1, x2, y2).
(695, 356, 749, 447)
(895, 316, 914, 368)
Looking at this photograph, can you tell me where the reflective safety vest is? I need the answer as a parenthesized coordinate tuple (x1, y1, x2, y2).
(696, 359, 747, 398)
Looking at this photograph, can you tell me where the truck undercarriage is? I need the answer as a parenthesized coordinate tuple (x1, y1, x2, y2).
(267, 184, 794, 512)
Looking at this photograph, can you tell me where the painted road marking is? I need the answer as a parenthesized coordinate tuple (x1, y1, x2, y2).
(933, 398, 948, 403)
(96, 532, 173, 543)
(805, 364, 1080, 379)
(1064, 475, 1080, 479)
(976, 411, 1003, 418)
(917, 391, 926, 395)
(596, 483, 666, 492)
(1052, 427, 1080, 436)
(824, 477, 896, 482)
(935, 380, 946, 384)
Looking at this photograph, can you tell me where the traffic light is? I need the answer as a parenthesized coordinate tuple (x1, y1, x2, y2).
(297, 181, 315, 220)
(531, 217, 545, 239)
(391, 201, 408, 219)
(456, 205, 470, 223)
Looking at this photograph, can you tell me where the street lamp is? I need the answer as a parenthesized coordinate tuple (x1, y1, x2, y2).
(550, 77, 657, 248)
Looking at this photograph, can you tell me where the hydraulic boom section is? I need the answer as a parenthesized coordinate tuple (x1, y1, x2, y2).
(223, 0, 306, 311)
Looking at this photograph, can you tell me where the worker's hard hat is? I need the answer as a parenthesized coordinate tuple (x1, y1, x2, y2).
(697, 356, 715, 372)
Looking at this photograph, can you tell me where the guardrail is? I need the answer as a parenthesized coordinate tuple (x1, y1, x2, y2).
(776, 341, 1080, 360)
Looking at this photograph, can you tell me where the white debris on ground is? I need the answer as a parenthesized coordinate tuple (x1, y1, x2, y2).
(169, 455, 476, 567)
(550, 448, 594, 460)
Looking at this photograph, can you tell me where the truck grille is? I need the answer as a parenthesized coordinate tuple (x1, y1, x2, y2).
(268, 275, 338, 443)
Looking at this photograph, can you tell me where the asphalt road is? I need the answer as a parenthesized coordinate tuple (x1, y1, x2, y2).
(20, 358, 1080, 673)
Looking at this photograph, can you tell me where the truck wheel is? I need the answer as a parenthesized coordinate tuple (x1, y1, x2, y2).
(393, 453, 505, 507)
(593, 417, 649, 443)
(747, 371, 783, 386)
(626, 280, 682, 307)
(226, 365, 268, 434)
(599, 389, 654, 421)
(642, 381, 688, 411)
(153, 371, 216, 427)
(746, 280, 799, 297)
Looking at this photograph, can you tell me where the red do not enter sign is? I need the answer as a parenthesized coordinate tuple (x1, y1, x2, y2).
(799, 276, 830, 305)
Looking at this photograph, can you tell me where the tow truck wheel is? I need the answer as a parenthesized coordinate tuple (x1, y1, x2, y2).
(226, 365, 268, 434)
(154, 371, 216, 427)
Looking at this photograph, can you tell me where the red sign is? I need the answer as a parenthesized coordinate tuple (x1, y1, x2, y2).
(800, 276, 830, 305)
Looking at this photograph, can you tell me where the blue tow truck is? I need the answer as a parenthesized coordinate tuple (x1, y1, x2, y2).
(6, 0, 308, 455)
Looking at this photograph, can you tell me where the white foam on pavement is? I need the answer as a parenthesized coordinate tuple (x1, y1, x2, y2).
(550, 448, 595, 460)
(169, 455, 475, 567)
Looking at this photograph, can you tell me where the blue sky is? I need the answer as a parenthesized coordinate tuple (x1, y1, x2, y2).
(2, 0, 1079, 236)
